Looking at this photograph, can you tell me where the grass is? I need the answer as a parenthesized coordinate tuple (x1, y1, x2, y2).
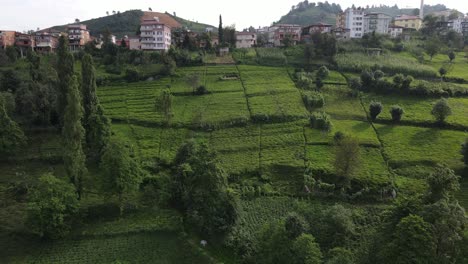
(320, 85, 367, 121)
(425, 52, 468, 79)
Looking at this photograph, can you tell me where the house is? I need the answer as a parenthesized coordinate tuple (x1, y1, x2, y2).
(116, 36, 130, 48)
(435, 21, 455, 35)
(332, 27, 351, 40)
(364, 13, 392, 35)
(450, 18, 465, 34)
(0, 30, 16, 49)
(394, 15, 423, 30)
(268, 24, 301, 46)
(235, 32, 256, 48)
(388, 25, 404, 38)
(67, 24, 91, 51)
(34, 32, 58, 53)
(129, 36, 141, 50)
(462, 20, 468, 41)
(15, 33, 35, 57)
(301, 23, 333, 43)
(139, 12, 181, 51)
(343, 8, 365, 38)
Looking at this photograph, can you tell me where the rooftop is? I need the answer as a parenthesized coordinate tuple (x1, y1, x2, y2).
(395, 15, 422, 21)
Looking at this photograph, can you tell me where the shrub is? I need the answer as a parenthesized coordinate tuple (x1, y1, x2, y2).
(360, 70, 374, 89)
(310, 112, 333, 132)
(439, 67, 447, 78)
(390, 105, 404, 122)
(315, 78, 324, 90)
(369, 101, 383, 121)
(448, 51, 456, 62)
(125, 68, 140, 82)
(285, 212, 309, 239)
(333, 131, 345, 144)
(195, 85, 208, 95)
(431, 98, 452, 123)
(401, 75, 413, 92)
(302, 92, 325, 110)
(393, 74, 404, 86)
(349, 78, 362, 91)
(317, 66, 330, 80)
(373, 70, 385, 80)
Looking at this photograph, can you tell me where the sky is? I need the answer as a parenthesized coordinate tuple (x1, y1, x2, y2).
(1, 0, 467, 32)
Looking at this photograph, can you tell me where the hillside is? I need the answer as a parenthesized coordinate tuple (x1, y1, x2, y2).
(366, 4, 450, 17)
(50, 10, 215, 38)
(277, 1, 342, 26)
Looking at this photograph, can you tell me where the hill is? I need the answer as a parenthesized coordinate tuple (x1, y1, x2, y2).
(276, 1, 342, 26)
(49, 10, 215, 38)
(365, 4, 450, 17)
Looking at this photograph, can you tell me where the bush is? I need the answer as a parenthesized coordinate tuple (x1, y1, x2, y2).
(195, 85, 208, 95)
(390, 105, 404, 122)
(369, 101, 383, 121)
(310, 112, 333, 132)
(302, 92, 325, 110)
(374, 70, 384, 80)
(349, 78, 362, 91)
(125, 68, 140, 82)
(317, 66, 330, 80)
(431, 98, 452, 123)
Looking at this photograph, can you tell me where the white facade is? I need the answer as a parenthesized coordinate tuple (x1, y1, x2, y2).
(388, 27, 403, 38)
(450, 18, 465, 34)
(364, 13, 392, 35)
(140, 18, 172, 51)
(344, 8, 365, 38)
(235, 32, 257, 48)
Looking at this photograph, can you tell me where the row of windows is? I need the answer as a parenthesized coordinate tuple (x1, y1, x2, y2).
(143, 25, 163, 29)
(143, 43, 165, 48)
(352, 28, 362, 31)
(353, 17, 363, 20)
(352, 22, 362, 26)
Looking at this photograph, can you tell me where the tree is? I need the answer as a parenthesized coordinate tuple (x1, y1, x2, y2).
(62, 75, 87, 199)
(425, 38, 442, 61)
(373, 70, 384, 80)
(100, 139, 143, 213)
(390, 105, 404, 122)
(56, 36, 75, 125)
(326, 247, 355, 264)
(185, 74, 200, 94)
(81, 54, 110, 161)
(218, 15, 224, 44)
(439, 67, 447, 79)
(75, 18, 80, 23)
(426, 167, 460, 202)
(155, 89, 173, 123)
(448, 51, 456, 62)
(285, 212, 309, 239)
(172, 140, 238, 236)
(120, 38, 127, 48)
(317, 66, 329, 80)
(334, 136, 360, 187)
(281, 34, 294, 47)
(0, 99, 26, 157)
(462, 138, 468, 166)
(255, 221, 292, 264)
(26, 173, 79, 239)
(0, 69, 21, 93)
(431, 98, 452, 123)
(391, 214, 436, 264)
(291, 234, 323, 264)
(369, 101, 383, 121)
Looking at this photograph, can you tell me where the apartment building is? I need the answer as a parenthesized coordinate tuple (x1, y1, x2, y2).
(450, 18, 466, 34)
(34, 32, 59, 53)
(301, 23, 333, 43)
(364, 13, 392, 35)
(67, 24, 91, 51)
(268, 24, 301, 46)
(140, 17, 172, 51)
(344, 8, 365, 38)
(0, 30, 16, 49)
(235, 32, 257, 48)
(394, 15, 423, 30)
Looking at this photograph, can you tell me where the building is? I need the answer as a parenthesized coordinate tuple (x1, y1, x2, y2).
(67, 24, 91, 51)
(388, 25, 404, 38)
(364, 13, 392, 35)
(0, 30, 16, 49)
(116, 36, 130, 48)
(268, 24, 301, 46)
(235, 32, 256, 48)
(332, 27, 351, 40)
(336, 12, 346, 28)
(435, 21, 454, 35)
(343, 8, 365, 38)
(34, 32, 58, 53)
(394, 15, 423, 30)
(301, 23, 333, 43)
(450, 18, 465, 34)
(139, 11, 181, 51)
(15, 33, 35, 57)
(129, 36, 141, 50)
(462, 20, 468, 40)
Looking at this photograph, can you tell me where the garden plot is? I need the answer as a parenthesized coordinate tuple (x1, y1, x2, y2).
(321, 85, 367, 120)
(248, 91, 308, 120)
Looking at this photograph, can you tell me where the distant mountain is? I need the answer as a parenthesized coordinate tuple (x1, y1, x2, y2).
(49, 10, 215, 38)
(276, 1, 342, 26)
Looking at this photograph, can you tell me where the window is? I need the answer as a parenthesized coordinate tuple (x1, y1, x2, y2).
(157, 37, 163, 41)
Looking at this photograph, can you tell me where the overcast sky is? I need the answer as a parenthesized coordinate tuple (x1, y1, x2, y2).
(1, 0, 467, 32)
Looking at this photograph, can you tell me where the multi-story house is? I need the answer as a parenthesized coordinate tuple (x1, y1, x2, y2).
(0, 30, 16, 49)
(301, 23, 333, 43)
(450, 18, 465, 34)
(394, 15, 423, 30)
(140, 17, 174, 51)
(364, 13, 392, 35)
(67, 24, 91, 51)
(435, 21, 454, 35)
(235, 32, 257, 48)
(462, 20, 468, 41)
(388, 25, 404, 38)
(34, 32, 59, 53)
(343, 8, 365, 38)
(129, 36, 141, 50)
(15, 33, 35, 57)
(268, 24, 301, 46)
(332, 27, 351, 40)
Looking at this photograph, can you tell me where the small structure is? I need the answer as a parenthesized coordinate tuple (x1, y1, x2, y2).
(388, 25, 404, 38)
(219, 47, 229, 56)
(332, 27, 350, 40)
(200, 240, 208, 247)
(235, 32, 256, 48)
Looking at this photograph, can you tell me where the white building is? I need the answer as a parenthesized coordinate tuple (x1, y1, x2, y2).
(364, 13, 392, 35)
(344, 8, 365, 38)
(388, 25, 404, 38)
(450, 18, 465, 34)
(140, 17, 172, 51)
(235, 32, 257, 48)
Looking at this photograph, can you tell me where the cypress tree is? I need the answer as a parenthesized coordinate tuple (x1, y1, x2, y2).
(62, 75, 87, 199)
(81, 54, 110, 162)
(218, 15, 224, 44)
(57, 36, 74, 126)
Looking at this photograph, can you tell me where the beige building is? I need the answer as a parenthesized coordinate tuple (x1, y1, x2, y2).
(235, 32, 257, 48)
(129, 36, 141, 50)
(394, 15, 423, 30)
(67, 24, 91, 51)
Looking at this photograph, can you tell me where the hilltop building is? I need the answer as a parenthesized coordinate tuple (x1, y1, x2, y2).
(301, 23, 333, 43)
(15, 33, 35, 57)
(139, 12, 181, 51)
(363, 13, 392, 35)
(0, 30, 16, 49)
(331, 27, 350, 40)
(67, 24, 91, 51)
(235, 32, 257, 48)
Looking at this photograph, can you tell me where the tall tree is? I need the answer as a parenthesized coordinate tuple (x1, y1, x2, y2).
(0, 99, 26, 157)
(333, 136, 361, 187)
(62, 75, 87, 199)
(81, 54, 110, 161)
(218, 15, 224, 44)
(56, 36, 75, 125)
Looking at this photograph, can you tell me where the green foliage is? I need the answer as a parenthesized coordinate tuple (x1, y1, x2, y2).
(369, 101, 383, 121)
(310, 112, 332, 132)
(426, 167, 460, 202)
(56, 36, 75, 125)
(425, 37, 442, 60)
(439, 67, 447, 77)
(326, 247, 355, 264)
(195, 85, 208, 95)
(334, 136, 361, 182)
(291, 234, 323, 264)
(448, 51, 456, 62)
(100, 139, 144, 210)
(0, 100, 26, 157)
(278, 1, 341, 25)
(255, 221, 292, 264)
(431, 98, 452, 123)
(285, 212, 309, 239)
(0, 69, 21, 92)
(391, 214, 436, 264)
(125, 68, 140, 82)
(155, 89, 173, 123)
(390, 105, 404, 122)
(172, 140, 238, 236)
(302, 91, 325, 110)
(462, 139, 468, 166)
(26, 173, 79, 239)
(62, 75, 87, 198)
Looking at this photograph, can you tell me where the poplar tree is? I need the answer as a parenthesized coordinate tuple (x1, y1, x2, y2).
(0, 99, 26, 157)
(57, 36, 75, 125)
(62, 75, 87, 199)
(218, 15, 224, 44)
(81, 54, 110, 161)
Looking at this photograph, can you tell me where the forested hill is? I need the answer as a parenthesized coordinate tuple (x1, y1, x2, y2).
(276, 1, 342, 26)
(365, 4, 450, 17)
(49, 10, 215, 38)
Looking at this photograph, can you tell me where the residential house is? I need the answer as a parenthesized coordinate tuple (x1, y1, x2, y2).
(139, 11, 181, 51)
(129, 36, 141, 50)
(332, 27, 350, 40)
(235, 32, 256, 48)
(388, 25, 404, 38)
(364, 13, 392, 35)
(394, 15, 423, 30)
(15, 33, 35, 57)
(0, 30, 16, 49)
(268, 24, 301, 46)
(67, 24, 91, 51)
(301, 23, 333, 43)
(116, 36, 130, 48)
(34, 32, 58, 53)
(435, 21, 454, 35)
(343, 8, 365, 38)
(462, 20, 468, 41)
